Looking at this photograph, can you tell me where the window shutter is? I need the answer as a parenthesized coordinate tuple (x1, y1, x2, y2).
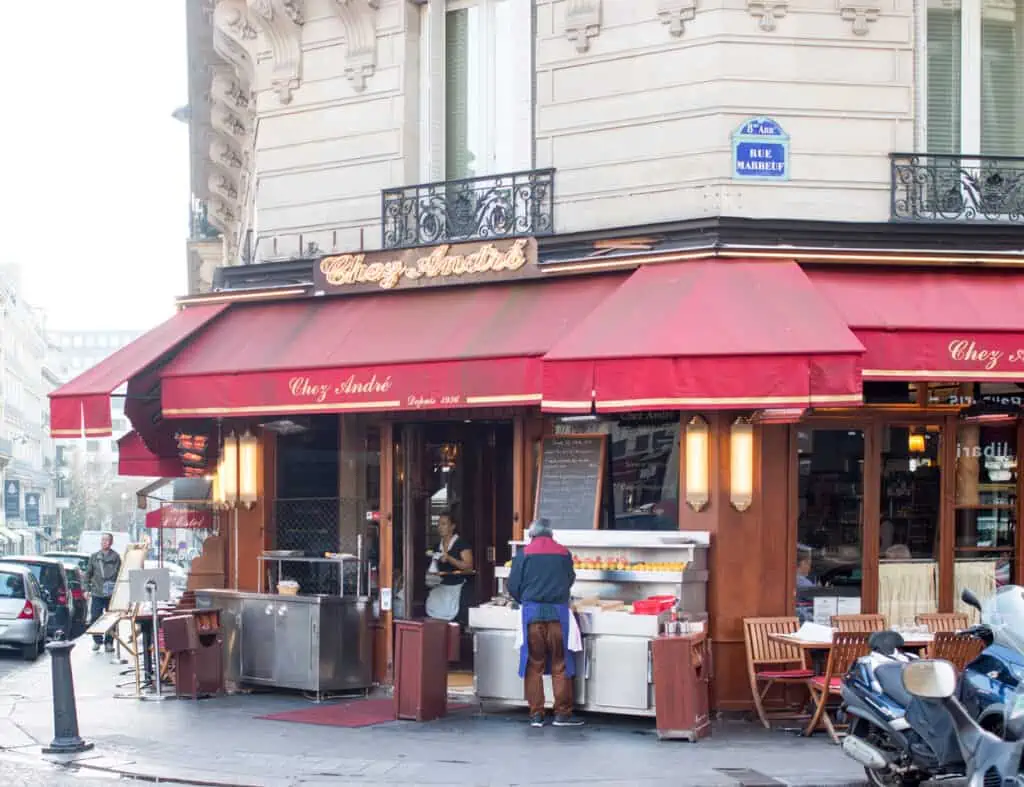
(445, 9, 474, 180)
(493, 0, 534, 172)
(423, 0, 446, 182)
(980, 6, 1023, 157)
(927, 5, 963, 154)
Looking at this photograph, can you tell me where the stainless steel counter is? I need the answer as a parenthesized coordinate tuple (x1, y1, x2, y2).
(195, 589, 373, 697)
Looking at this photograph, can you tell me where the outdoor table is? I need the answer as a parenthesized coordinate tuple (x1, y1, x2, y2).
(768, 631, 933, 669)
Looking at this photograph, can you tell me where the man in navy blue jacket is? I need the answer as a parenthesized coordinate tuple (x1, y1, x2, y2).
(508, 518, 582, 727)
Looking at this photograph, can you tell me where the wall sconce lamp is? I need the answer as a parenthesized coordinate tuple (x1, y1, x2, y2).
(730, 417, 754, 512)
(212, 430, 260, 509)
(238, 430, 260, 508)
(907, 431, 926, 453)
(684, 416, 710, 512)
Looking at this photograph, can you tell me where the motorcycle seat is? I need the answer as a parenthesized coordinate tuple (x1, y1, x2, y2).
(875, 662, 914, 708)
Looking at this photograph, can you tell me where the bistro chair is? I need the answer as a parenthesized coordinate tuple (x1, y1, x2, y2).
(928, 631, 985, 671)
(915, 612, 969, 634)
(743, 617, 814, 729)
(805, 631, 871, 742)
(831, 614, 886, 633)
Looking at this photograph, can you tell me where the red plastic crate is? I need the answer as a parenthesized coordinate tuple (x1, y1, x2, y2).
(633, 595, 676, 615)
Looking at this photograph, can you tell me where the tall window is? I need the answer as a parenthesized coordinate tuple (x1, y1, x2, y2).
(927, 0, 1024, 156)
(425, 0, 532, 181)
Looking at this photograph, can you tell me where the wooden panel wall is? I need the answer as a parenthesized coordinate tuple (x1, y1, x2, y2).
(679, 413, 793, 711)
(235, 429, 276, 592)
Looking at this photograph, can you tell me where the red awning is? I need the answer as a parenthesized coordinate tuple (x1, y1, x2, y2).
(808, 268, 1024, 381)
(49, 304, 229, 438)
(543, 259, 865, 412)
(159, 275, 626, 417)
(145, 505, 214, 530)
(117, 431, 185, 478)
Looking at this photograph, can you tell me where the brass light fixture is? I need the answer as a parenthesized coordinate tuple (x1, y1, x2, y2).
(684, 416, 710, 512)
(730, 417, 754, 512)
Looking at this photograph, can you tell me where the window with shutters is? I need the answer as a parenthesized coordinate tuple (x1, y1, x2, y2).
(421, 0, 533, 182)
(926, 0, 1024, 157)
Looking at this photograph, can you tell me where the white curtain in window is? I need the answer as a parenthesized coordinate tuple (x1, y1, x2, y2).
(878, 561, 938, 628)
(981, 1, 1024, 156)
(955, 559, 998, 625)
(927, 2, 963, 154)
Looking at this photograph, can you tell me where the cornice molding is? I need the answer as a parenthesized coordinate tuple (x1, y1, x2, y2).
(331, 0, 380, 92)
(246, 0, 305, 103)
(565, 0, 601, 53)
(747, 0, 787, 31)
(838, 2, 881, 35)
(212, 0, 258, 91)
(658, 0, 697, 37)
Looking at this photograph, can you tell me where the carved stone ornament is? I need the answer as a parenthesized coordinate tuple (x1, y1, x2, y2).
(208, 197, 238, 232)
(565, 0, 601, 53)
(747, 0, 788, 31)
(658, 0, 697, 37)
(210, 135, 245, 171)
(211, 103, 249, 139)
(209, 66, 251, 114)
(208, 170, 241, 203)
(213, 0, 258, 91)
(331, 0, 380, 92)
(838, 2, 880, 35)
(246, 0, 305, 103)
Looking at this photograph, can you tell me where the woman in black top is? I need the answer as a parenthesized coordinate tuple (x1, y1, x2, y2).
(435, 512, 473, 584)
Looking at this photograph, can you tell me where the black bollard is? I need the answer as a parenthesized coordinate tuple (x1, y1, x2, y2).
(42, 640, 94, 754)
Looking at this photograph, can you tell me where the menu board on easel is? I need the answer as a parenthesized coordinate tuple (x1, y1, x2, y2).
(535, 435, 606, 530)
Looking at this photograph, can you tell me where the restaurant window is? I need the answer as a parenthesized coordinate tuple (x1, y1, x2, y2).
(796, 429, 864, 623)
(878, 425, 942, 626)
(927, 0, 1024, 157)
(955, 420, 1017, 615)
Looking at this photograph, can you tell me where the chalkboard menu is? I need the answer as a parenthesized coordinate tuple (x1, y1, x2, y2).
(535, 435, 606, 530)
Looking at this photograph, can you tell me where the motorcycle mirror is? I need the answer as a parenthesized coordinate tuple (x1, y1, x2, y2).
(961, 588, 982, 611)
(902, 659, 957, 699)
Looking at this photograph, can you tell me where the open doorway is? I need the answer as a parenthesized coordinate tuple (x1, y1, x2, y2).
(392, 420, 514, 674)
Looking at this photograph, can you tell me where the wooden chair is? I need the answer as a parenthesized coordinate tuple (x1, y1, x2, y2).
(928, 631, 985, 671)
(915, 612, 969, 634)
(805, 632, 871, 742)
(743, 617, 814, 729)
(831, 614, 886, 633)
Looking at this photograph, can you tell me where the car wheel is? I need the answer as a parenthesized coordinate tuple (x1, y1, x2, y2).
(22, 642, 38, 661)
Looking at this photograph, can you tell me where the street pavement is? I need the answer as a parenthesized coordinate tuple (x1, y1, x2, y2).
(0, 641, 872, 787)
(0, 649, 34, 682)
(0, 748, 192, 785)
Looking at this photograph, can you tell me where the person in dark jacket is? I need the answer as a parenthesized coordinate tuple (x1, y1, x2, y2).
(507, 518, 583, 727)
(84, 533, 121, 652)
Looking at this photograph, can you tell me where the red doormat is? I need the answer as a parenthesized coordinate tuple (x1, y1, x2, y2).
(257, 698, 474, 729)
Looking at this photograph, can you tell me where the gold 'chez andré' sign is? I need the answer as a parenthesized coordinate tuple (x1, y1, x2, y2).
(315, 237, 537, 291)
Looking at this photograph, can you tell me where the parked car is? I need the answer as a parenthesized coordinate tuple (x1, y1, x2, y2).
(61, 566, 89, 637)
(43, 551, 91, 574)
(0, 561, 48, 660)
(2, 557, 73, 640)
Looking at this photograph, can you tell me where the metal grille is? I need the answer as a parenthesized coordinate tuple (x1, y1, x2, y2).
(381, 168, 555, 249)
(890, 153, 1024, 222)
(272, 497, 369, 596)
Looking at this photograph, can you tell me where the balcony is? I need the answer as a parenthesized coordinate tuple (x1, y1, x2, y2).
(890, 153, 1024, 223)
(190, 198, 222, 241)
(381, 168, 555, 250)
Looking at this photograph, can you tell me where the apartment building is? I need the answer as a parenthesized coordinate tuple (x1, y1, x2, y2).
(45, 0, 1024, 704)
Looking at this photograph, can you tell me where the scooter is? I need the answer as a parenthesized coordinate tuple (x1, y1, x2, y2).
(841, 631, 966, 786)
(958, 587, 1024, 737)
(901, 659, 1024, 787)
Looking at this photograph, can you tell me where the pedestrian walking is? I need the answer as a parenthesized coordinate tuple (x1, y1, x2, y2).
(84, 533, 121, 652)
(507, 518, 584, 728)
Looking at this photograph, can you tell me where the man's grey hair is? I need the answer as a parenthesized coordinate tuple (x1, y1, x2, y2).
(528, 518, 553, 539)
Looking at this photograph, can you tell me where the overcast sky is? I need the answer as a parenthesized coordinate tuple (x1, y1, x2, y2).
(0, 2, 188, 331)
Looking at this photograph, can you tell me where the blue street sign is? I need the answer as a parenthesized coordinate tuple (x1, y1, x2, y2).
(732, 117, 790, 181)
(4, 480, 19, 521)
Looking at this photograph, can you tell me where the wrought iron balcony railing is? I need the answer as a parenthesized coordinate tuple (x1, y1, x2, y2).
(381, 168, 555, 250)
(890, 153, 1024, 223)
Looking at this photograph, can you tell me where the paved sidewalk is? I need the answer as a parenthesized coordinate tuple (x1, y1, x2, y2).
(0, 642, 869, 787)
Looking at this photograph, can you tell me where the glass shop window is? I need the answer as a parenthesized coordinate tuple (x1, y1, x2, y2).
(879, 425, 942, 627)
(955, 421, 1017, 609)
(796, 428, 864, 624)
(606, 414, 680, 531)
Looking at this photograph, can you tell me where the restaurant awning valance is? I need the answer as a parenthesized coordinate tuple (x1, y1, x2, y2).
(542, 259, 865, 412)
(159, 275, 626, 417)
(49, 304, 229, 438)
(808, 268, 1024, 381)
(117, 431, 186, 478)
